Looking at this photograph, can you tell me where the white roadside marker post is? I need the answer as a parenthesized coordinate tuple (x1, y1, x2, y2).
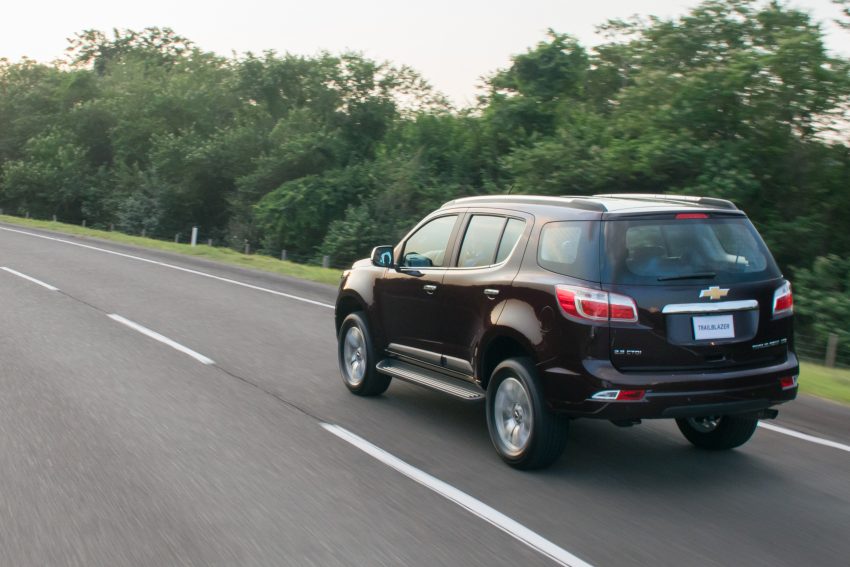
(191, 226, 198, 247)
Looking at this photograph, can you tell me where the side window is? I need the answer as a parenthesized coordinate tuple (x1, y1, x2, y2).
(495, 218, 526, 263)
(401, 215, 457, 268)
(538, 221, 600, 281)
(458, 215, 507, 268)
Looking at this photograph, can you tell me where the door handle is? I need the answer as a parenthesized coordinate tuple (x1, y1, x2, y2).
(423, 284, 437, 294)
(483, 288, 500, 298)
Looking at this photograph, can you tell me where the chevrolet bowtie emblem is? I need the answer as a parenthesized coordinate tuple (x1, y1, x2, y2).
(699, 286, 729, 301)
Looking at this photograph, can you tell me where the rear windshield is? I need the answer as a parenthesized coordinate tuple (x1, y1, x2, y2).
(602, 216, 781, 285)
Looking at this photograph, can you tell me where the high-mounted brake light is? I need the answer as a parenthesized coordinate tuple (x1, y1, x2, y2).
(675, 213, 709, 219)
(773, 281, 793, 317)
(556, 285, 638, 323)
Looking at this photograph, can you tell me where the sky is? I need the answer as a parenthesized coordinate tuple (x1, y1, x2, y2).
(2, 0, 848, 106)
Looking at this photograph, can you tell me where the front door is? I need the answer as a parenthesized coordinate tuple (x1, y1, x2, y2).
(376, 214, 461, 359)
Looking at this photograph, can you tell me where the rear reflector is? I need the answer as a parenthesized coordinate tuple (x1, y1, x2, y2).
(555, 285, 638, 323)
(773, 281, 793, 317)
(675, 213, 709, 219)
(780, 376, 798, 390)
(591, 389, 646, 401)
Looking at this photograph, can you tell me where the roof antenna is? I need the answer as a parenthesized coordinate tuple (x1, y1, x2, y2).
(506, 184, 515, 195)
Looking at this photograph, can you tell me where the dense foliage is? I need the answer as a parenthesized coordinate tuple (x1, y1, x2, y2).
(1, 1, 849, 346)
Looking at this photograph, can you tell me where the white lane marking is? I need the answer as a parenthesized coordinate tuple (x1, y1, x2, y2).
(758, 422, 850, 454)
(108, 314, 215, 365)
(320, 423, 594, 567)
(0, 226, 334, 309)
(1, 266, 59, 291)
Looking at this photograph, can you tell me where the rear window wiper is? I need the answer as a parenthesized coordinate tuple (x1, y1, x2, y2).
(657, 272, 716, 281)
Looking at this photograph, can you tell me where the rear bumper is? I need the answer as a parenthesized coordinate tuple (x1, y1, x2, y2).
(541, 352, 799, 420)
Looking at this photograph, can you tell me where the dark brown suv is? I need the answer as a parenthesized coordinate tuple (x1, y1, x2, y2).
(334, 194, 798, 469)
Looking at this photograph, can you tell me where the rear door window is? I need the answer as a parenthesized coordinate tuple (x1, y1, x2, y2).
(602, 216, 780, 285)
(457, 215, 527, 268)
(495, 218, 525, 263)
(458, 216, 505, 267)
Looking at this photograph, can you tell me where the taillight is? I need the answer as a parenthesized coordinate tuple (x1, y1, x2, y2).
(555, 285, 638, 323)
(780, 375, 798, 390)
(773, 281, 793, 317)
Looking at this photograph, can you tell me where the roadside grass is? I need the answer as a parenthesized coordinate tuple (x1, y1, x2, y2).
(0, 215, 343, 286)
(799, 362, 850, 406)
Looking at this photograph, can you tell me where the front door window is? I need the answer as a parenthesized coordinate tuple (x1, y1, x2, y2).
(401, 215, 457, 268)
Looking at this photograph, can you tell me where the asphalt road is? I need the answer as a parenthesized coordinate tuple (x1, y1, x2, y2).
(1, 222, 848, 567)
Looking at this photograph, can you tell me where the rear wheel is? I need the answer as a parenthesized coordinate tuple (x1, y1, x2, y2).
(338, 312, 391, 396)
(486, 357, 568, 469)
(675, 415, 759, 450)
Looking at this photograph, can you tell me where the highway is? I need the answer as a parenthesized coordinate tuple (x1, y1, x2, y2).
(1, 222, 848, 567)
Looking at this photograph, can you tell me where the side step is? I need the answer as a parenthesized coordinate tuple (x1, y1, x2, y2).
(376, 358, 485, 401)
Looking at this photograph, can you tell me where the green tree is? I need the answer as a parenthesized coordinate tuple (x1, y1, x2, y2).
(1, 129, 93, 220)
(793, 254, 850, 350)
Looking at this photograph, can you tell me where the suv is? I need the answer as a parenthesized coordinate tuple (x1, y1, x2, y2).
(334, 194, 798, 469)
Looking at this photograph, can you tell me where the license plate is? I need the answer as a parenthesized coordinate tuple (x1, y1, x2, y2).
(693, 314, 735, 340)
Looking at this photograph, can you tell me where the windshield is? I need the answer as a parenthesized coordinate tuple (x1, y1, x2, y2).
(602, 216, 781, 285)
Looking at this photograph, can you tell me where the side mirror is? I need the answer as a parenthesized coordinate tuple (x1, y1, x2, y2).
(371, 245, 395, 268)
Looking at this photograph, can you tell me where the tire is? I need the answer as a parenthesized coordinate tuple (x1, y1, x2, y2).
(337, 312, 391, 396)
(675, 415, 759, 450)
(485, 357, 568, 470)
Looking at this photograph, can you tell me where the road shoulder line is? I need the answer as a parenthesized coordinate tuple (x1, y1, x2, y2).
(0, 226, 334, 309)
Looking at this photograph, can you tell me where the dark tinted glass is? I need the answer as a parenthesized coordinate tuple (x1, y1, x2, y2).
(537, 220, 600, 281)
(458, 216, 506, 267)
(495, 218, 526, 263)
(602, 216, 780, 285)
(402, 215, 457, 267)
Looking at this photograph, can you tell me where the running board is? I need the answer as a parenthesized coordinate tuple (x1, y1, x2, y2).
(376, 359, 484, 401)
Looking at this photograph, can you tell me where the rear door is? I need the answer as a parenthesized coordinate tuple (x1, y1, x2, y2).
(439, 212, 530, 376)
(600, 212, 792, 372)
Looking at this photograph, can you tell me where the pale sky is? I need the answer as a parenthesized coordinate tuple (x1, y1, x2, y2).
(2, 0, 848, 106)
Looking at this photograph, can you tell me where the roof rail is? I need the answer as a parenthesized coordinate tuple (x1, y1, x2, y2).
(443, 195, 607, 212)
(593, 193, 738, 210)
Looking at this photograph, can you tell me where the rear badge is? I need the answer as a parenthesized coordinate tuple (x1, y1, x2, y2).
(699, 286, 729, 301)
(752, 338, 788, 350)
(613, 349, 643, 356)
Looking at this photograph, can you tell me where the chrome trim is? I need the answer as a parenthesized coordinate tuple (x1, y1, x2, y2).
(387, 343, 475, 380)
(388, 343, 441, 367)
(444, 354, 474, 375)
(662, 300, 758, 314)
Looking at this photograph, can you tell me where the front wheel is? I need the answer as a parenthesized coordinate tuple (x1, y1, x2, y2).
(675, 415, 759, 450)
(337, 312, 391, 396)
(486, 357, 568, 470)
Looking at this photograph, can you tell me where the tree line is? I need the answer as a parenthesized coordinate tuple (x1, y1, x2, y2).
(1, 0, 849, 348)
